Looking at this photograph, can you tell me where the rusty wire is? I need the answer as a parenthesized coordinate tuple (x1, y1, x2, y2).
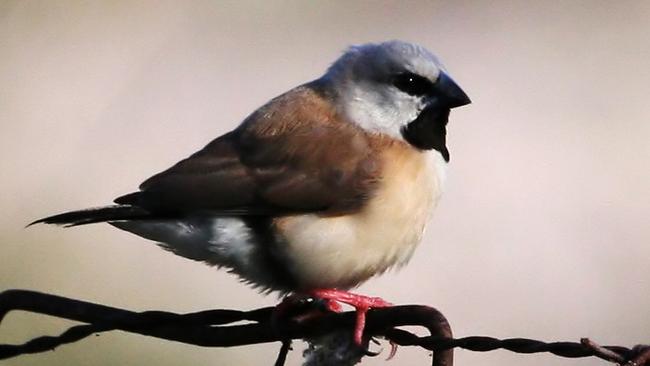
(0, 289, 648, 365)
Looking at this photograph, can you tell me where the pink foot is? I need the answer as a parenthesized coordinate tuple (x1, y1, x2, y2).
(310, 288, 393, 345)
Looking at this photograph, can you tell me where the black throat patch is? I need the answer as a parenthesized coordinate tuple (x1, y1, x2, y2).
(400, 104, 450, 161)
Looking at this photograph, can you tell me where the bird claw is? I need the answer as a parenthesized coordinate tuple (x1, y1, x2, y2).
(386, 340, 399, 360)
(275, 290, 399, 360)
(309, 289, 393, 345)
(362, 337, 399, 360)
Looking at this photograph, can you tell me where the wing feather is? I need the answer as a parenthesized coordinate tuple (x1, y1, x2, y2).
(116, 84, 381, 217)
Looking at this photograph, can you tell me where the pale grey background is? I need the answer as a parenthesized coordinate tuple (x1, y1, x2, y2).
(1, 1, 648, 365)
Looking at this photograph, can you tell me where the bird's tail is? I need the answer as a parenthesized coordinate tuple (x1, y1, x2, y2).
(29, 205, 151, 227)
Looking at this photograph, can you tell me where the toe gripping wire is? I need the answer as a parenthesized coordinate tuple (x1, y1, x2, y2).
(0, 289, 648, 366)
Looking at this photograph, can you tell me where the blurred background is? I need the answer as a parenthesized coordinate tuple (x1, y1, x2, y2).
(1, 1, 648, 365)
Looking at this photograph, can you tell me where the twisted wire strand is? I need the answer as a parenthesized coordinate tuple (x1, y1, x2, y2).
(1, 289, 647, 365)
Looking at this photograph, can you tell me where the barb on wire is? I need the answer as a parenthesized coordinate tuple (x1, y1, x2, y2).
(0, 289, 648, 366)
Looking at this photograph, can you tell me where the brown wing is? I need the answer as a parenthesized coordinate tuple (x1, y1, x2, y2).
(114, 84, 381, 217)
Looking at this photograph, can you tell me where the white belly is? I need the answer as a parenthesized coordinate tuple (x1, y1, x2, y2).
(276, 150, 447, 289)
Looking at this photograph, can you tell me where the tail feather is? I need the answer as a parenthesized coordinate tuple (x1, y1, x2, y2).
(29, 205, 151, 227)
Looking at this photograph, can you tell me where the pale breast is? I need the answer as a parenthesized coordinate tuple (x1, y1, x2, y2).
(275, 144, 446, 290)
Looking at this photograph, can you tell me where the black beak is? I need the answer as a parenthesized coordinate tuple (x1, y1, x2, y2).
(435, 72, 471, 108)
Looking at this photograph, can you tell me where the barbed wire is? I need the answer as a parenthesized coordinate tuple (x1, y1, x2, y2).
(0, 289, 648, 365)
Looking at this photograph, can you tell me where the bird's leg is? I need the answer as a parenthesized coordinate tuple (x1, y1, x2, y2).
(272, 292, 342, 327)
(273, 293, 316, 324)
(309, 288, 392, 345)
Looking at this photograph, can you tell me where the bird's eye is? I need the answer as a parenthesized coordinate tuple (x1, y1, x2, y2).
(392, 72, 433, 96)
